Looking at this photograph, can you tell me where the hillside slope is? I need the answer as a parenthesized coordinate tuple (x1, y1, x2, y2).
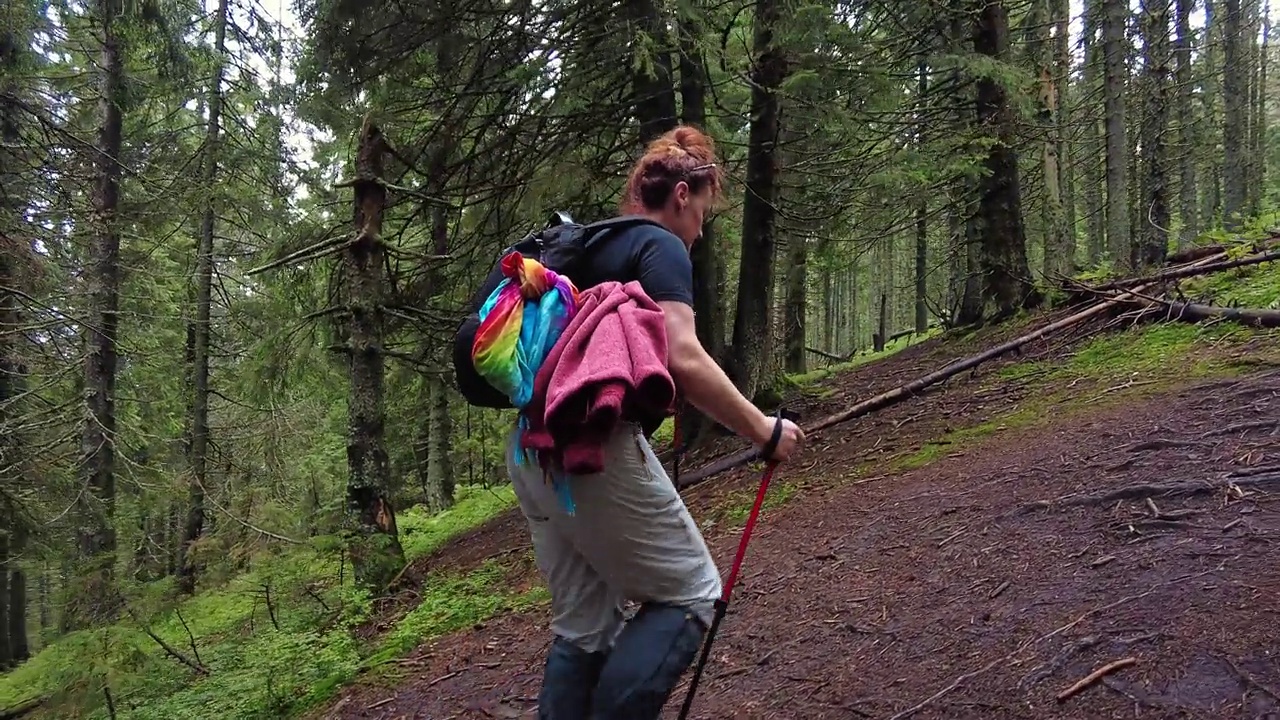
(318, 286, 1280, 718)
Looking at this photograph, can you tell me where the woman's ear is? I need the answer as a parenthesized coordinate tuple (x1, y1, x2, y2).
(673, 181, 690, 210)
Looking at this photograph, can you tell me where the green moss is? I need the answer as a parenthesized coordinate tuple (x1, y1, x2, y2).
(360, 559, 547, 674)
(894, 402, 1051, 471)
(714, 480, 800, 526)
(788, 328, 941, 386)
(397, 484, 517, 562)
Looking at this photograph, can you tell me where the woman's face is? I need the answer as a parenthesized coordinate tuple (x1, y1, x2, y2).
(668, 181, 713, 249)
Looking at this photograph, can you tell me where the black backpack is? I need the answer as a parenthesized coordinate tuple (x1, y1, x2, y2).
(452, 211, 665, 409)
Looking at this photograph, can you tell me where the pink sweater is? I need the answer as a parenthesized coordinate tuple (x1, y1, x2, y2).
(519, 280, 675, 474)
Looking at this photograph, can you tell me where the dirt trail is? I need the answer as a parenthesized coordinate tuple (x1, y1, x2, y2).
(323, 321, 1280, 720)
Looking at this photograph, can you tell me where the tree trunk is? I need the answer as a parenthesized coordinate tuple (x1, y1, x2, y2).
(728, 0, 786, 401)
(423, 372, 454, 512)
(1248, 0, 1267, 216)
(1260, 3, 1270, 209)
(1082, 0, 1106, 264)
(68, 0, 125, 631)
(630, 0, 677, 144)
(676, 5, 723, 450)
(914, 55, 929, 334)
(1175, 0, 1198, 246)
(783, 233, 807, 374)
(1135, 0, 1172, 268)
(1102, 0, 1130, 265)
(1053, 0, 1076, 269)
(1201, 0, 1223, 228)
(969, 0, 1040, 320)
(344, 118, 405, 592)
(8, 523, 27, 665)
(873, 293, 888, 352)
(1038, 7, 1071, 280)
(0, 531, 8, 668)
(1222, 0, 1247, 229)
(177, 0, 229, 596)
(0, 5, 23, 667)
(37, 563, 48, 642)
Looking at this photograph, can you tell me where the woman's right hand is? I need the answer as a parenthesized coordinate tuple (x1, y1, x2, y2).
(752, 414, 805, 462)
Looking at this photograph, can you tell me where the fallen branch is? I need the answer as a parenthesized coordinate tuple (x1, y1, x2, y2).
(1167, 243, 1229, 264)
(0, 697, 45, 720)
(1137, 299, 1280, 329)
(1081, 247, 1280, 294)
(679, 252, 1229, 490)
(1056, 657, 1137, 702)
(805, 346, 852, 363)
(126, 607, 209, 675)
(1012, 470, 1280, 516)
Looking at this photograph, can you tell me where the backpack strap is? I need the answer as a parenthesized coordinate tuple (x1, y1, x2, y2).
(581, 215, 666, 248)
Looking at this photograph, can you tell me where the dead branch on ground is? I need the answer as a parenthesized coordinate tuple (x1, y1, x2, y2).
(1076, 246, 1280, 295)
(1056, 657, 1137, 702)
(0, 697, 45, 720)
(1134, 299, 1280, 329)
(125, 606, 209, 675)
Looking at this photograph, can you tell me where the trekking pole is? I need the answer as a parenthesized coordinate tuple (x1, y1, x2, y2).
(676, 409, 785, 720)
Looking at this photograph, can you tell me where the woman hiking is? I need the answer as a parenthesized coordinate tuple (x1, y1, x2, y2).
(505, 124, 805, 720)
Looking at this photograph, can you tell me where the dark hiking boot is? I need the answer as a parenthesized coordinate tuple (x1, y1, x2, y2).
(589, 603, 707, 720)
(539, 636, 609, 719)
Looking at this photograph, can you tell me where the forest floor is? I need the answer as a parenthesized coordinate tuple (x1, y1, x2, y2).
(315, 282, 1280, 719)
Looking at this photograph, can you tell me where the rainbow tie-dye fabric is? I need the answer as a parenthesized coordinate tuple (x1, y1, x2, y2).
(471, 251, 580, 410)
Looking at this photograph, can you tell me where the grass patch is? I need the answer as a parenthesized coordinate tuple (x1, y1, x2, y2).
(0, 486, 524, 720)
(711, 479, 801, 527)
(397, 485, 518, 563)
(894, 401, 1055, 471)
(789, 328, 941, 387)
(360, 559, 548, 673)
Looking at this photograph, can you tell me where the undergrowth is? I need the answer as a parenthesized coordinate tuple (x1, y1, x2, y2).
(0, 485, 522, 720)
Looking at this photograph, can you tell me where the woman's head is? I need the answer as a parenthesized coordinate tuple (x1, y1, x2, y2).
(621, 125, 724, 248)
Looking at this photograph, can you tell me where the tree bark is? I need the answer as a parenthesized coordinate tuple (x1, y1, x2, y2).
(0, 4, 24, 666)
(1247, 0, 1267, 216)
(676, 3, 724, 450)
(177, 0, 229, 596)
(1053, 0, 1076, 268)
(1222, 0, 1247, 229)
(915, 55, 929, 334)
(1174, 0, 1198, 246)
(0, 531, 8, 668)
(423, 372, 454, 512)
(344, 118, 405, 592)
(1102, 0, 1130, 265)
(728, 0, 787, 400)
(68, 0, 125, 631)
(968, 0, 1040, 320)
(630, 0, 678, 144)
(8, 523, 26, 666)
(1134, 0, 1172, 268)
(783, 233, 808, 374)
(1201, 0, 1223, 228)
(1082, 0, 1106, 264)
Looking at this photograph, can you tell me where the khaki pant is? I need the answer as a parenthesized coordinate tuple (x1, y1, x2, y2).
(507, 423, 722, 653)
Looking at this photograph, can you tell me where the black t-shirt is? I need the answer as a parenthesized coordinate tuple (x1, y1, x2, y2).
(572, 223, 694, 306)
